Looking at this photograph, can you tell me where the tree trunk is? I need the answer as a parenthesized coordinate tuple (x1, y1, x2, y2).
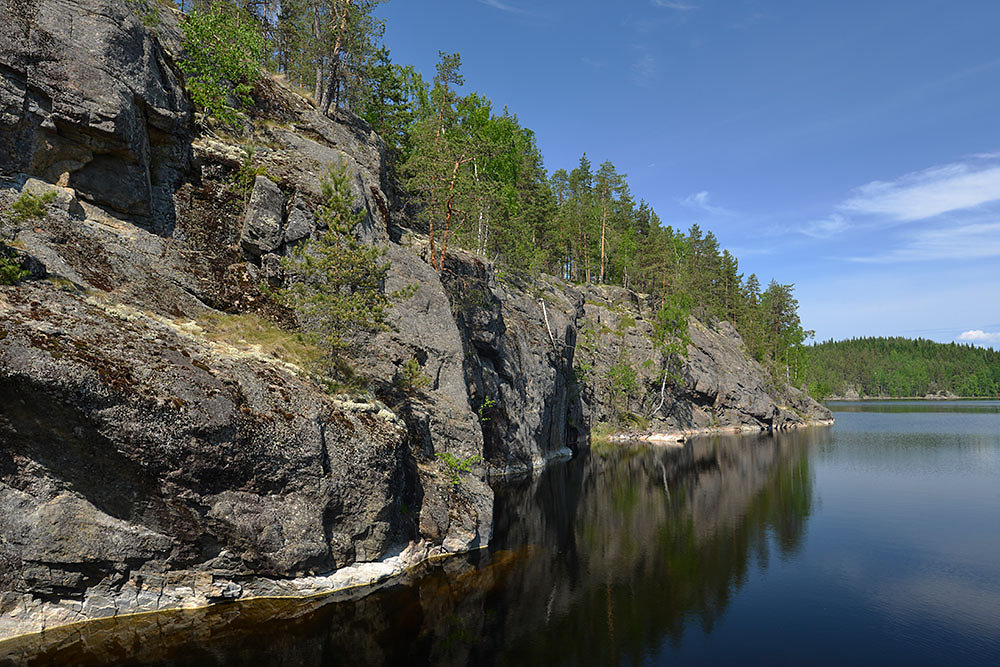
(599, 203, 607, 283)
(321, 0, 352, 114)
(428, 183, 438, 270)
(312, 5, 323, 103)
(440, 158, 469, 269)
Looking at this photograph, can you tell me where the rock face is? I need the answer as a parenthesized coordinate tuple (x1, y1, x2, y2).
(0, 0, 192, 229)
(0, 0, 830, 644)
(439, 253, 584, 471)
(575, 285, 832, 433)
(0, 283, 415, 637)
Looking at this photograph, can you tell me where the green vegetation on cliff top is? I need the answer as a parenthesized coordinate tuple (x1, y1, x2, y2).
(175, 1, 812, 386)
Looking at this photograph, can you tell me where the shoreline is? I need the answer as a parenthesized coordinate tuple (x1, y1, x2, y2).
(607, 418, 836, 445)
(0, 449, 576, 647)
(0, 425, 829, 648)
(0, 539, 486, 648)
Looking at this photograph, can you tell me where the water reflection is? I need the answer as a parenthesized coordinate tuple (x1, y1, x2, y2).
(1, 429, 828, 666)
(484, 429, 825, 666)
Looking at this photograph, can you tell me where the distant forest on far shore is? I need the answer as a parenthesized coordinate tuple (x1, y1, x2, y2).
(805, 337, 1000, 399)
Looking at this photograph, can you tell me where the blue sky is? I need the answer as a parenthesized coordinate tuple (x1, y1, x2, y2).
(376, 0, 1000, 347)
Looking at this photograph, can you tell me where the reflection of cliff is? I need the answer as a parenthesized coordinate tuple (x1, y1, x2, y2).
(0, 430, 828, 666)
(480, 429, 825, 665)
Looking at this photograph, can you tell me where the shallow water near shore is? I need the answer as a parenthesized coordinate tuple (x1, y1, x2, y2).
(4, 401, 1000, 665)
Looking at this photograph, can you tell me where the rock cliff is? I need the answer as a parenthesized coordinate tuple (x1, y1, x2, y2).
(0, 0, 830, 642)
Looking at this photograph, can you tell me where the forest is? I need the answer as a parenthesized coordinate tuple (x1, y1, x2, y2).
(805, 337, 1000, 399)
(168, 0, 814, 385)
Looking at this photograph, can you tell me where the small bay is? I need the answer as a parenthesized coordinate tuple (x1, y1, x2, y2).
(5, 401, 1000, 665)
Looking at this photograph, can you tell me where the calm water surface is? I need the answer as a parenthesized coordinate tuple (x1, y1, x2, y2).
(5, 401, 1000, 665)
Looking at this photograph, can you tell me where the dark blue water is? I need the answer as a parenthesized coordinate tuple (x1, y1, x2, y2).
(5, 401, 999, 665)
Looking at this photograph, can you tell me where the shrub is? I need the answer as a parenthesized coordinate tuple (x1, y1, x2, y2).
(125, 0, 160, 29)
(12, 190, 56, 221)
(0, 244, 28, 285)
(395, 356, 430, 394)
(232, 147, 272, 203)
(435, 452, 483, 486)
(179, 6, 264, 124)
(606, 358, 637, 419)
(477, 394, 497, 422)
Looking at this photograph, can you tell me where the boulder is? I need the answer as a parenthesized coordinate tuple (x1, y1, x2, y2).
(283, 197, 315, 244)
(0, 282, 416, 638)
(240, 176, 285, 257)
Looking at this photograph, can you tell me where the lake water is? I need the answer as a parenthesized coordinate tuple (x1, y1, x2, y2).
(4, 401, 1000, 665)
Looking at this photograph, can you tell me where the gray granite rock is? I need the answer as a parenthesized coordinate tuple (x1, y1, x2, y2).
(0, 0, 192, 229)
(241, 176, 285, 257)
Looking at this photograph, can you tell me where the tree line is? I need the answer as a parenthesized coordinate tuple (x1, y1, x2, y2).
(805, 337, 1000, 399)
(170, 2, 814, 386)
(399, 52, 812, 384)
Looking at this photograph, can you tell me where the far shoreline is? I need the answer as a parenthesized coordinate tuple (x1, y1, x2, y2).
(824, 396, 998, 402)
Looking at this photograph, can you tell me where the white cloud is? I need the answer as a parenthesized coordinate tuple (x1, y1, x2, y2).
(652, 1, 698, 9)
(799, 214, 849, 239)
(842, 163, 1000, 222)
(680, 190, 733, 216)
(958, 330, 1000, 344)
(481, 0, 525, 13)
(847, 220, 1000, 263)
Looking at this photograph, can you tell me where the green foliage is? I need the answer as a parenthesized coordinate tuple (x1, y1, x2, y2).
(605, 354, 638, 422)
(395, 357, 430, 394)
(359, 50, 424, 161)
(805, 336, 1000, 398)
(753, 280, 813, 385)
(650, 293, 692, 388)
(590, 421, 617, 443)
(435, 452, 483, 486)
(179, 5, 264, 124)
(0, 244, 29, 285)
(126, 0, 160, 28)
(12, 190, 56, 221)
(278, 162, 390, 368)
(477, 394, 497, 423)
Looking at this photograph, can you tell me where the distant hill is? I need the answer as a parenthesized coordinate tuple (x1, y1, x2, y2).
(805, 337, 1000, 399)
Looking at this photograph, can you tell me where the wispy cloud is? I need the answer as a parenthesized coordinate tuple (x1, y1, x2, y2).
(841, 162, 1000, 222)
(481, 0, 525, 13)
(652, 0, 698, 9)
(680, 190, 733, 216)
(630, 50, 660, 88)
(799, 214, 849, 238)
(847, 220, 1000, 263)
(958, 330, 1000, 345)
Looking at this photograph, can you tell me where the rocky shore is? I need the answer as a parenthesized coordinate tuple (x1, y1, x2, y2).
(0, 0, 831, 643)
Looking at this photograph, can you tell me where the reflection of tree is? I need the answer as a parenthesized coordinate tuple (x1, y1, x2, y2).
(11, 430, 825, 666)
